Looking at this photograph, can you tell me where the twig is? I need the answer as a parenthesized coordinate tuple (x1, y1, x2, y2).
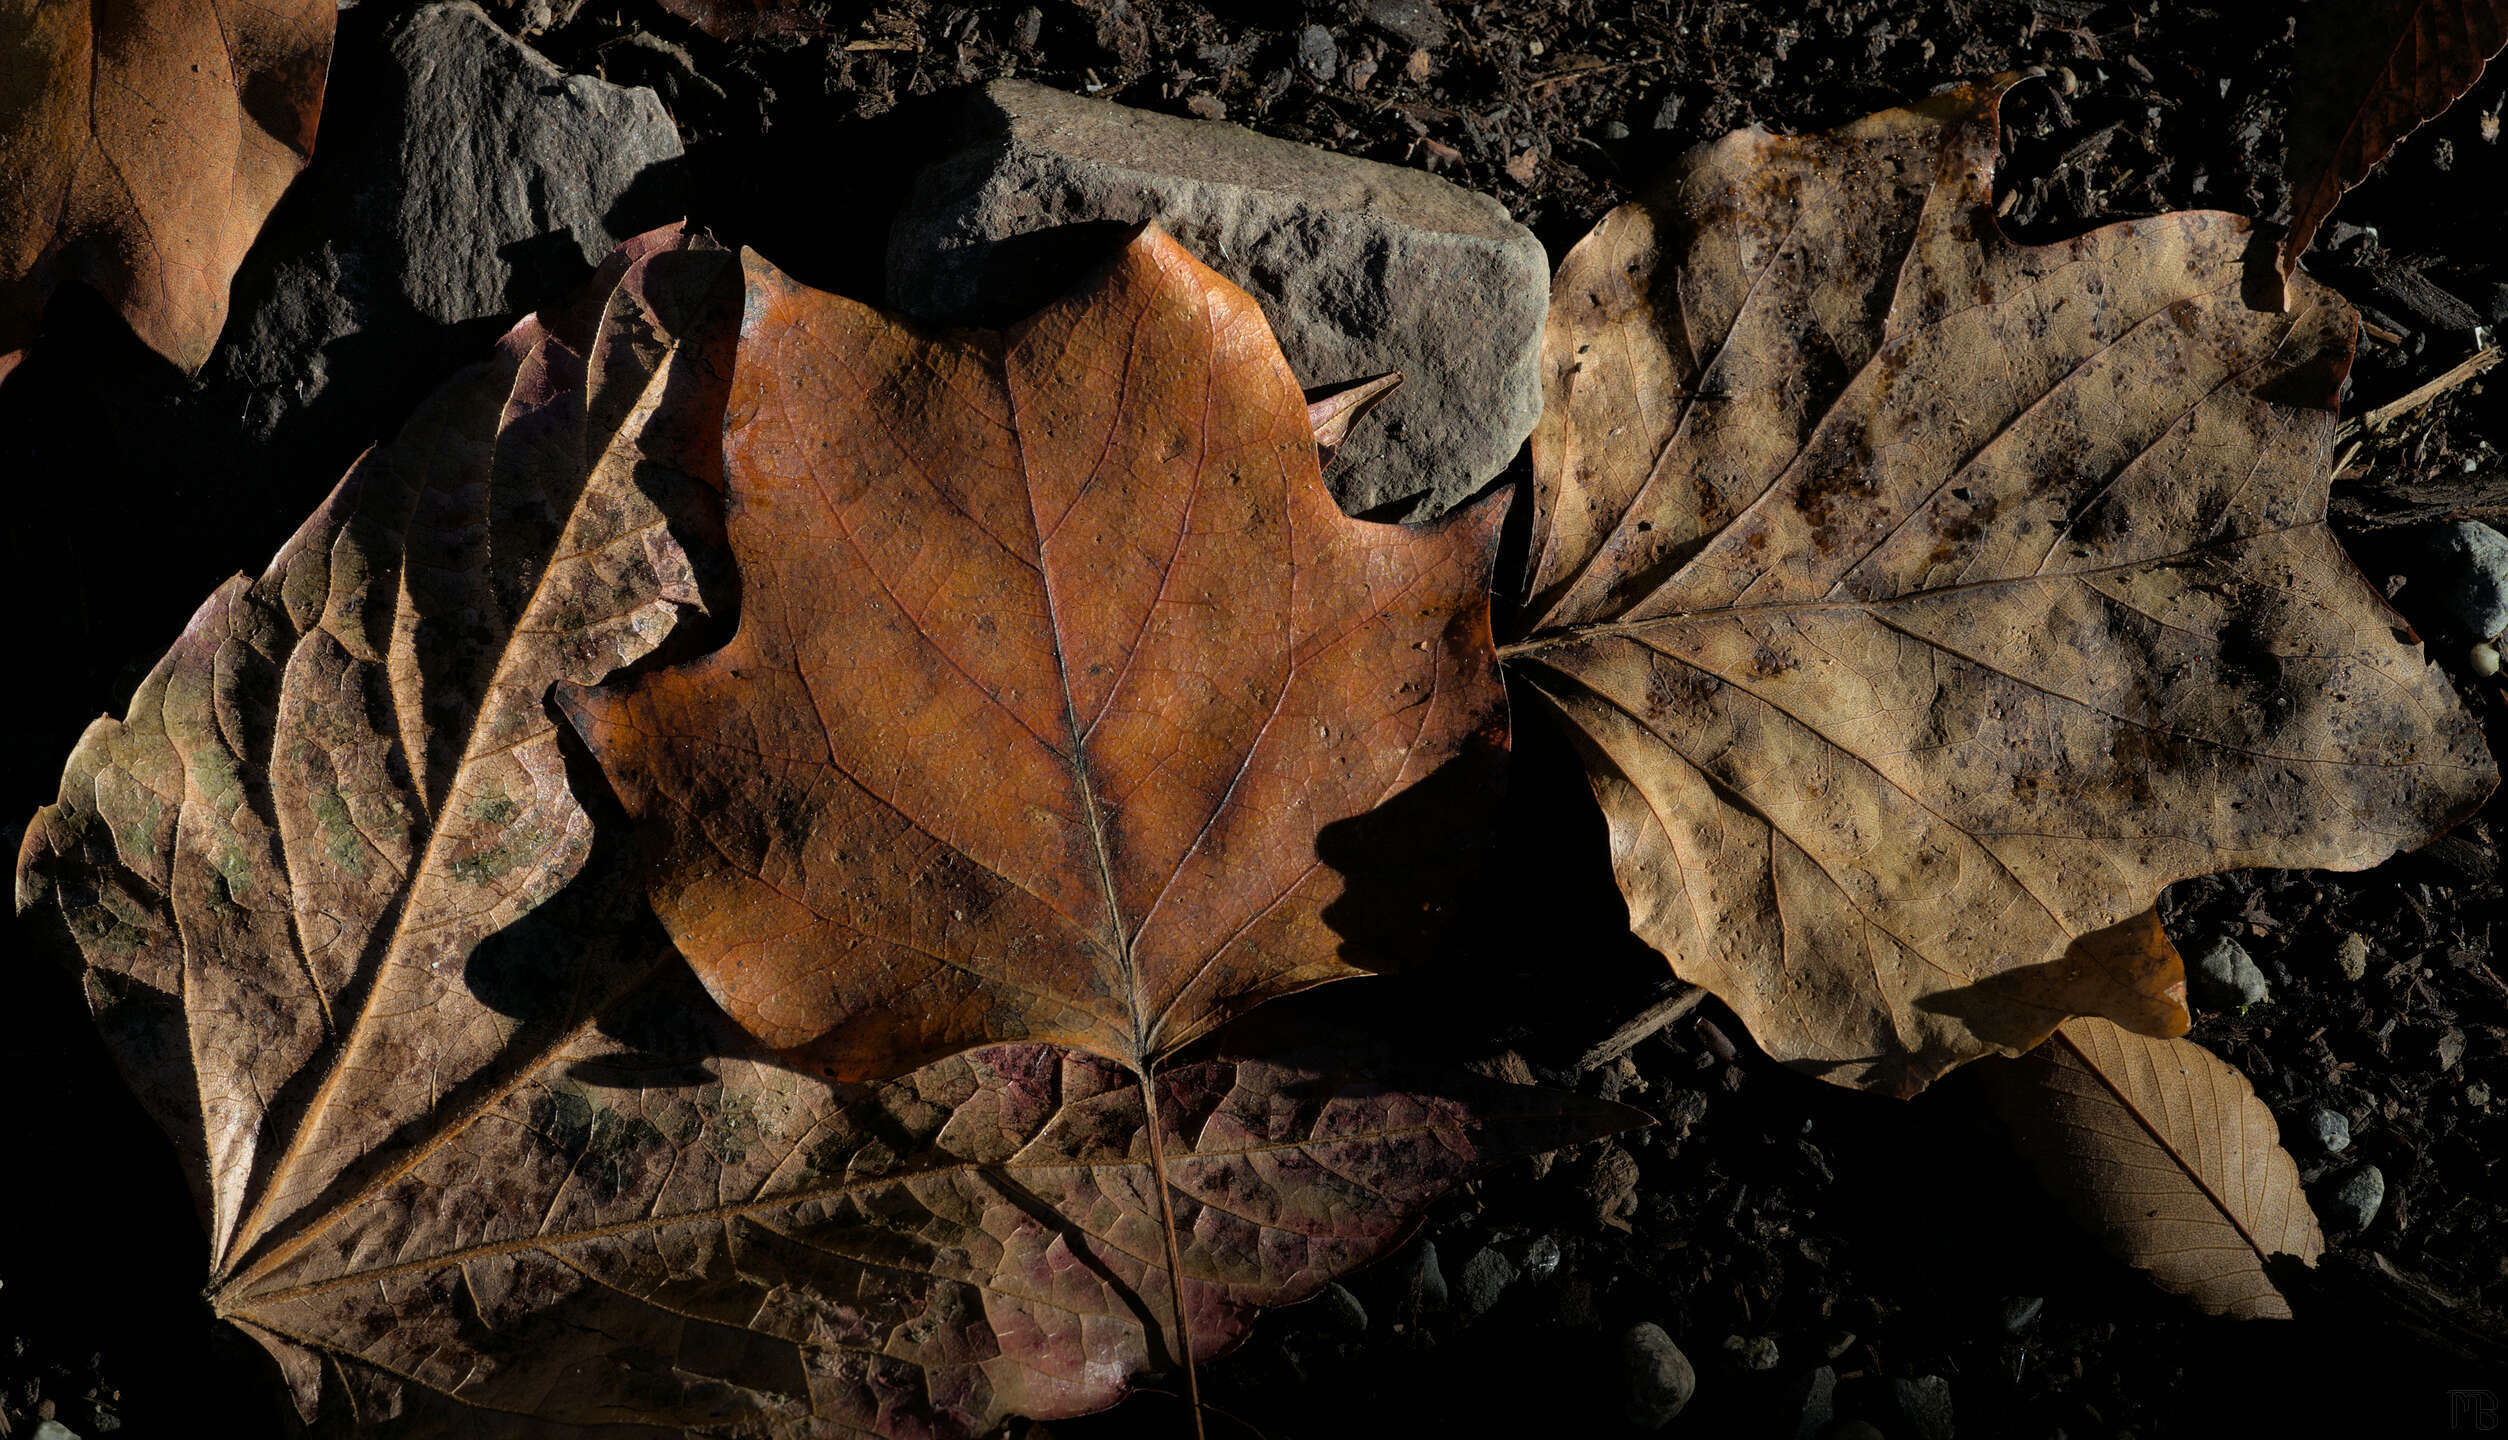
(1574, 981, 1707, 1071)
(2338, 346, 2501, 441)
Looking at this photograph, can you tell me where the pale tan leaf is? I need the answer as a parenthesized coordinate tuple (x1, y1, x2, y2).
(1507, 79, 2495, 1095)
(1984, 1015, 2324, 1319)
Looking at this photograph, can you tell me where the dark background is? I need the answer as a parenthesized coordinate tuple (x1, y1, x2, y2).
(5, 1, 2506, 1436)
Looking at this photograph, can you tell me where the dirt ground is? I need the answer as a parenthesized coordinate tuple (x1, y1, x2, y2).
(5, 1, 2506, 1437)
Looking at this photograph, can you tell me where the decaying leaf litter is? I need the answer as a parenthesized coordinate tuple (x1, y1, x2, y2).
(4, 0, 2508, 1434)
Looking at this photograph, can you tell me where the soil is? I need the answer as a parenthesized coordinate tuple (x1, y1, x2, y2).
(5, 2, 2506, 1438)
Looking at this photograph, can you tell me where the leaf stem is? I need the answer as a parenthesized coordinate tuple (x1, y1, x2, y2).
(1135, 1066, 1207, 1440)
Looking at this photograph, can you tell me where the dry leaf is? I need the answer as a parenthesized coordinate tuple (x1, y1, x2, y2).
(1506, 80, 2494, 1096)
(1983, 1015, 2324, 1319)
(2281, 0, 2508, 290)
(15, 222, 737, 1290)
(0, 0, 333, 371)
(229, 952, 1632, 1434)
(565, 226, 1507, 1083)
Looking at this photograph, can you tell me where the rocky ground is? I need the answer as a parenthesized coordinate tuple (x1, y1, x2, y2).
(5, 1, 2506, 1437)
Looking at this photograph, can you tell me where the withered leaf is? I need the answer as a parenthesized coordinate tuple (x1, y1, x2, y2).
(0, 0, 333, 371)
(1983, 1015, 2324, 1319)
(227, 956, 1630, 1435)
(16, 223, 738, 1289)
(1507, 81, 2495, 1096)
(565, 226, 1507, 1083)
(2281, 0, 2508, 290)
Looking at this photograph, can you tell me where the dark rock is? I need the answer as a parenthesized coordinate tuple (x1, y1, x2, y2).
(1314, 1281, 1369, 1334)
(1824, 1424, 1888, 1440)
(1622, 1322, 1697, 1428)
(886, 80, 1549, 519)
(1506, 1231, 1562, 1284)
(1894, 1374, 1955, 1440)
(1364, 0, 1452, 49)
(1782, 1365, 1838, 1438)
(2321, 1163, 2387, 1230)
(2190, 936, 2271, 1009)
(2406, 521, 2508, 639)
(1723, 1333, 1781, 1371)
(1404, 1238, 1449, 1311)
(1296, 24, 1340, 82)
(2333, 931, 2371, 982)
(1457, 1243, 1519, 1316)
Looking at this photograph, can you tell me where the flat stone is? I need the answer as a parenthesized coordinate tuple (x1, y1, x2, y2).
(386, 3, 685, 323)
(1895, 1373, 1956, 1440)
(205, 1, 683, 458)
(2190, 936, 2271, 1010)
(2408, 521, 2508, 639)
(886, 79, 1548, 519)
(1622, 1323, 1697, 1428)
(1457, 1242, 1519, 1316)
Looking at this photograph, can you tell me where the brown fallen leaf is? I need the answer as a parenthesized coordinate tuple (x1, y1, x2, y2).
(15, 222, 738, 1284)
(565, 225, 1505, 1431)
(1506, 79, 2495, 1097)
(229, 950, 1634, 1435)
(564, 226, 1507, 1082)
(0, 0, 333, 372)
(2281, 0, 2508, 293)
(1982, 1015, 2324, 1319)
(15, 221, 1617, 1436)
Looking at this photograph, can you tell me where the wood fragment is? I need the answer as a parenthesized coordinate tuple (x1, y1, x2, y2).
(2348, 346, 2501, 437)
(1573, 982, 1706, 1071)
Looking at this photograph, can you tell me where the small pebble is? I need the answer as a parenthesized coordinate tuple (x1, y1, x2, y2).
(1600, 119, 1632, 140)
(1184, 93, 1226, 121)
(1314, 1281, 1368, 1333)
(2322, 1163, 2387, 1230)
(1722, 1333, 1781, 1371)
(1457, 1243, 1518, 1316)
(2474, 642, 2502, 676)
(1622, 1322, 1697, 1428)
(2411, 520, 2508, 638)
(1821, 1330, 1859, 1360)
(2333, 932, 2371, 982)
(1296, 24, 1339, 82)
(2471, 1080, 2493, 1106)
(2436, 1028, 2467, 1071)
(1782, 1365, 1838, 1439)
(1895, 1373, 1956, 1440)
(1405, 1239, 1449, 1310)
(2306, 1107, 2352, 1154)
(1998, 1295, 2044, 1333)
(31, 1424, 82, 1440)
(1511, 1232, 1562, 1284)
(2190, 936, 2271, 1009)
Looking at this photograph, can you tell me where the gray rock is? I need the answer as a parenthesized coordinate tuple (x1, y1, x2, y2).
(1314, 1280, 1369, 1333)
(2410, 521, 2508, 638)
(2190, 936, 2271, 1009)
(2307, 1107, 2352, 1154)
(1622, 1322, 1697, 1428)
(2333, 931, 2371, 982)
(1782, 1365, 1838, 1439)
(886, 80, 1549, 519)
(32, 1423, 83, 1440)
(1894, 1374, 1955, 1440)
(1508, 1231, 1563, 1284)
(1364, 0, 1453, 49)
(1404, 1238, 1449, 1310)
(1997, 1295, 2043, 1333)
(2322, 1163, 2387, 1230)
(1722, 1333, 1781, 1371)
(205, 0, 683, 455)
(1825, 1425, 1888, 1440)
(386, 3, 684, 323)
(2470, 1079, 2492, 1106)
(1296, 24, 1340, 81)
(1457, 1242, 1519, 1316)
